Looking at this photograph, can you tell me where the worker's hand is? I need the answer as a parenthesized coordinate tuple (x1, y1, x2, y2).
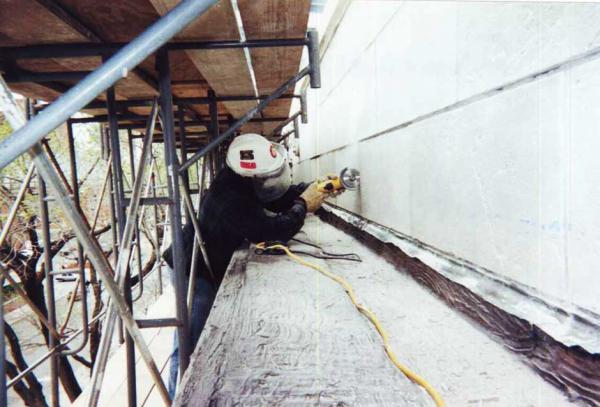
(317, 173, 345, 197)
(317, 173, 338, 183)
(300, 181, 328, 213)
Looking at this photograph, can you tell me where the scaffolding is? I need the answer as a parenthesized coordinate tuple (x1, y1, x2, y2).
(0, 1, 320, 405)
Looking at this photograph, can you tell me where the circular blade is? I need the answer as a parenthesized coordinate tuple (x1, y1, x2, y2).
(340, 167, 360, 190)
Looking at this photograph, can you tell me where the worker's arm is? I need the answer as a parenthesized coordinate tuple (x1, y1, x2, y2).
(263, 182, 308, 212)
(162, 222, 196, 270)
(226, 198, 308, 244)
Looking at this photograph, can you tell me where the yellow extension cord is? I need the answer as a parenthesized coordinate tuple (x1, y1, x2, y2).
(256, 242, 446, 407)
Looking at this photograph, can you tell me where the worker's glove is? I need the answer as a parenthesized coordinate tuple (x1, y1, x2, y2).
(317, 173, 345, 197)
(317, 173, 338, 183)
(300, 181, 328, 213)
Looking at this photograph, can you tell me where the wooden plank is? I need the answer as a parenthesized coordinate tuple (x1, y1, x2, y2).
(1, 0, 157, 101)
(238, 0, 310, 126)
(39, 0, 160, 98)
(148, 0, 258, 119)
(0, 0, 85, 46)
(1, 0, 309, 135)
(7, 82, 63, 102)
(57, 0, 160, 42)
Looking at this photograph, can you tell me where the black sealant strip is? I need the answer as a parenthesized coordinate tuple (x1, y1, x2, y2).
(320, 203, 600, 354)
(302, 42, 600, 163)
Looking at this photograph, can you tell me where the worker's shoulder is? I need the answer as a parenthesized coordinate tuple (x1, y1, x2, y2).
(203, 176, 257, 211)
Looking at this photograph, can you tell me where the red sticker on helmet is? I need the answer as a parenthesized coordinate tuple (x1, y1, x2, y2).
(240, 161, 257, 169)
(270, 144, 277, 158)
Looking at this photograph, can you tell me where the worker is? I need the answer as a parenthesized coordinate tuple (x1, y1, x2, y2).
(163, 133, 338, 397)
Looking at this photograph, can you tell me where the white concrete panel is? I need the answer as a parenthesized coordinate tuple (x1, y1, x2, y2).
(565, 58, 600, 313)
(456, 2, 600, 100)
(374, 1, 458, 133)
(296, 1, 600, 315)
(318, 44, 377, 154)
(327, 143, 362, 214)
(409, 79, 550, 291)
(319, 0, 403, 105)
(298, 88, 320, 160)
(536, 70, 570, 303)
(355, 132, 413, 235)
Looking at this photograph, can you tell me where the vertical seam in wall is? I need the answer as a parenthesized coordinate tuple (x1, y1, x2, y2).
(319, 2, 406, 103)
(536, 5, 542, 298)
(564, 36, 572, 305)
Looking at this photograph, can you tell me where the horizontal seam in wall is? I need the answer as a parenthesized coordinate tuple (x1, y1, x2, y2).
(301, 43, 600, 163)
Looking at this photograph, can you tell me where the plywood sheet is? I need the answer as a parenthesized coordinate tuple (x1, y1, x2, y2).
(58, 0, 160, 42)
(19, 58, 157, 99)
(1, 0, 309, 136)
(1, 1, 157, 103)
(238, 0, 310, 121)
(8, 82, 63, 102)
(18, 57, 101, 72)
(55, 0, 162, 99)
(148, 0, 257, 119)
(0, 0, 85, 46)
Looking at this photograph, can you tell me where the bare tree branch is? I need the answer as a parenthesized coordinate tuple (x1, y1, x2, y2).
(77, 157, 101, 188)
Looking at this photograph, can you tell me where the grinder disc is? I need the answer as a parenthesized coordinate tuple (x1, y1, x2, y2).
(340, 167, 360, 190)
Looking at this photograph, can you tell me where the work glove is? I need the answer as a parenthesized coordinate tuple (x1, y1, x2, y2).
(300, 181, 328, 213)
(317, 173, 345, 197)
(317, 173, 338, 183)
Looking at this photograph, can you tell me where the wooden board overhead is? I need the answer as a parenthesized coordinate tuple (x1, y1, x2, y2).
(148, 0, 257, 120)
(1, 0, 311, 135)
(238, 0, 310, 132)
(57, 0, 161, 42)
(0, 0, 84, 46)
(7, 82, 63, 102)
(0, 0, 158, 105)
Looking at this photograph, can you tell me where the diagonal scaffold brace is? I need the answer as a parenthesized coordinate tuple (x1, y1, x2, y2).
(88, 100, 160, 406)
(0, 76, 172, 404)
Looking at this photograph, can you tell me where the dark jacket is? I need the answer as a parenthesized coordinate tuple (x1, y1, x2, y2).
(163, 167, 307, 285)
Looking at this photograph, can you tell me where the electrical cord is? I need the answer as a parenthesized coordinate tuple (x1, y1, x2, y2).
(255, 242, 446, 407)
(290, 237, 362, 262)
(289, 250, 362, 262)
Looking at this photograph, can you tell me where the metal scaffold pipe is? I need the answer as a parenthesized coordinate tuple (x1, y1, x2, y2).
(0, 0, 218, 170)
(180, 67, 311, 172)
(0, 74, 171, 405)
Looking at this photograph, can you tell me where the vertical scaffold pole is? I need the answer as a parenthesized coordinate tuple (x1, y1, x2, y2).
(157, 48, 192, 377)
(106, 86, 137, 406)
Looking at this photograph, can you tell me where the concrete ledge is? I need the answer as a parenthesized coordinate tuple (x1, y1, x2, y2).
(174, 239, 430, 406)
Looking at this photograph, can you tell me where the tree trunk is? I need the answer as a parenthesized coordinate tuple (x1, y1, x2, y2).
(88, 262, 103, 368)
(23, 258, 82, 401)
(4, 322, 48, 406)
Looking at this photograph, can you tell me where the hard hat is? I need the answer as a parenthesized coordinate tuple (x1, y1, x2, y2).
(226, 133, 292, 202)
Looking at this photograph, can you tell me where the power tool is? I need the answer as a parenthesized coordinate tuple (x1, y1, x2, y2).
(317, 167, 360, 193)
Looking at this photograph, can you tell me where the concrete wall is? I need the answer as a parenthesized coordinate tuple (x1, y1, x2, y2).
(293, 1, 600, 316)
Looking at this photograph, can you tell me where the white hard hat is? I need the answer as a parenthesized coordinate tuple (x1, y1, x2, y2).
(226, 133, 292, 202)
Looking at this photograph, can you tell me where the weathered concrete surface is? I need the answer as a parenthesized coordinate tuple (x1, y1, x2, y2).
(174, 220, 428, 406)
(175, 216, 573, 406)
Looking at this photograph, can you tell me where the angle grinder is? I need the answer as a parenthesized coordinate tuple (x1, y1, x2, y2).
(317, 167, 361, 193)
